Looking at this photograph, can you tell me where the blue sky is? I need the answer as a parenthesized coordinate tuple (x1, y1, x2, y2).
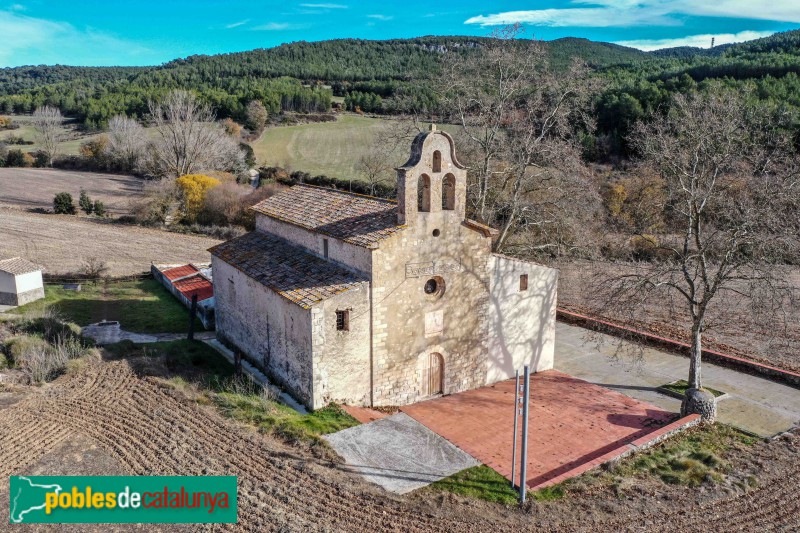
(1, 1, 799, 67)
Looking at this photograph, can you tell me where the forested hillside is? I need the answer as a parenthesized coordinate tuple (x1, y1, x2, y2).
(1, 30, 799, 153)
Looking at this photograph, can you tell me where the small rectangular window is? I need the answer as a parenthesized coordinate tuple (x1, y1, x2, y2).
(323, 238, 329, 259)
(519, 274, 528, 292)
(336, 310, 349, 331)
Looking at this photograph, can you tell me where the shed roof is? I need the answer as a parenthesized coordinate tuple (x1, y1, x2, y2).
(0, 257, 41, 276)
(209, 232, 367, 309)
(173, 274, 214, 302)
(251, 184, 404, 248)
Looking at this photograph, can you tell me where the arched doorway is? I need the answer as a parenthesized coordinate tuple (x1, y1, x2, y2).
(427, 352, 444, 396)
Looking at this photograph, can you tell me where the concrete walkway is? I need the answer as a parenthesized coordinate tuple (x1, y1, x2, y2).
(325, 413, 479, 494)
(555, 322, 800, 437)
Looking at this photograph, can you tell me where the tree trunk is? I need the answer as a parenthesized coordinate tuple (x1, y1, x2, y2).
(687, 319, 703, 389)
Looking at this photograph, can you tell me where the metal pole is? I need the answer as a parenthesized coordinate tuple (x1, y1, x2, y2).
(520, 364, 530, 504)
(511, 369, 520, 488)
(188, 293, 198, 340)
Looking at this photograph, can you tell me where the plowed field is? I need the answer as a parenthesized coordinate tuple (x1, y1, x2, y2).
(0, 208, 219, 276)
(0, 355, 797, 532)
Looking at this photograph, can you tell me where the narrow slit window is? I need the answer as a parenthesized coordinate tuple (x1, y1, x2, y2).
(336, 310, 349, 331)
(519, 274, 528, 291)
(323, 238, 329, 259)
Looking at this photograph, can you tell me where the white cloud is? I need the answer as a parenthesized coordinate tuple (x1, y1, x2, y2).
(616, 30, 777, 51)
(0, 10, 151, 66)
(465, 0, 800, 27)
(9, 3, 24, 10)
(300, 3, 347, 8)
(367, 14, 393, 21)
(225, 19, 249, 29)
(251, 22, 308, 31)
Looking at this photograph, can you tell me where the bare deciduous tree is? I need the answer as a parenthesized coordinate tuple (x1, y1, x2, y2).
(32, 105, 64, 166)
(439, 25, 600, 254)
(146, 90, 245, 178)
(594, 89, 800, 419)
(106, 115, 148, 172)
(356, 119, 418, 195)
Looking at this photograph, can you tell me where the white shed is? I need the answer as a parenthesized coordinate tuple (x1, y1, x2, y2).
(0, 257, 44, 307)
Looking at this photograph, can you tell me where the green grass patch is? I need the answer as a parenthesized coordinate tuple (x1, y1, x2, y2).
(250, 114, 459, 180)
(105, 339, 233, 377)
(429, 465, 567, 505)
(10, 279, 203, 334)
(213, 391, 359, 444)
(429, 466, 521, 505)
(661, 379, 726, 398)
(610, 423, 758, 487)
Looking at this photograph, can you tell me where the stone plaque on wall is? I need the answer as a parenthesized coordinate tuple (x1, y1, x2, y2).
(406, 261, 463, 278)
(425, 310, 444, 337)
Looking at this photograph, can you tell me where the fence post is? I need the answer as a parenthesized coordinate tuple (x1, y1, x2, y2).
(188, 293, 197, 340)
(511, 369, 520, 489)
(520, 364, 530, 504)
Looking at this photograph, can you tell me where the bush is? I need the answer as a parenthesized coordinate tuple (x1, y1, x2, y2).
(32, 150, 49, 168)
(79, 189, 94, 214)
(93, 200, 107, 217)
(53, 192, 76, 214)
(5, 335, 49, 367)
(176, 174, 221, 223)
(5, 148, 26, 167)
(0, 353, 8, 370)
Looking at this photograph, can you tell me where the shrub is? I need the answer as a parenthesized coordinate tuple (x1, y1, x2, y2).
(53, 192, 76, 214)
(0, 353, 8, 370)
(176, 174, 221, 223)
(5, 148, 25, 167)
(32, 150, 49, 168)
(79, 189, 94, 214)
(93, 200, 107, 217)
(5, 335, 49, 368)
(80, 257, 109, 280)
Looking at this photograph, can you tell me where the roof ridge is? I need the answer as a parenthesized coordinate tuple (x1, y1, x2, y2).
(293, 183, 398, 205)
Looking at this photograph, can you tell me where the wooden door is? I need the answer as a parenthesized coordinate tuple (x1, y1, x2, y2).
(428, 353, 443, 396)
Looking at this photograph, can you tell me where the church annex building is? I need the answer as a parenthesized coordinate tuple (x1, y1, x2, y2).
(210, 127, 558, 409)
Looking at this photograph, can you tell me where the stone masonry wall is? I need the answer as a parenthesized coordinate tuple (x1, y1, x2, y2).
(256, 215, 372, 275)
(313, 283, 372, 407)
(212, 257, 315, 407)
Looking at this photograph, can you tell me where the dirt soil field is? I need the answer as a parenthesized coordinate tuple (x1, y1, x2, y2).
(0, 208, 220, 276)
(555, 260, 800, 374)
(0, 168, 145, 215)
(0, 354, 797, 532)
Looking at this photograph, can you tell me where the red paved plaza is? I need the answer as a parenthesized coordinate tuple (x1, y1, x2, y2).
(401, 370, 678, 490)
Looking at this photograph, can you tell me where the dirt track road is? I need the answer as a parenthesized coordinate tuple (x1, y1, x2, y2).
(0, 358, 798, 532)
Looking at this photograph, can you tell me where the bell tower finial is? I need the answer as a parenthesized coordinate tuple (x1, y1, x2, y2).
(395, 128, 467, 226)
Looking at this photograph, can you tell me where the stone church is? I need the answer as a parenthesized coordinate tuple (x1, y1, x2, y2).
(210, 126, 558, 409)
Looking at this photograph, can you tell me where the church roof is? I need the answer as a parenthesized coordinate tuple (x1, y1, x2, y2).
(209, 232, 367, 309)
(250, 184, 403, 248)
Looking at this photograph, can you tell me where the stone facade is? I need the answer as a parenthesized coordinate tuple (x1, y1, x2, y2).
(211, 126, 558, 410)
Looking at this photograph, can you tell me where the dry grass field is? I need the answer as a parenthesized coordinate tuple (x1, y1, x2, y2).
(0, 208, 220, 276)
(0, 168, 145, 214)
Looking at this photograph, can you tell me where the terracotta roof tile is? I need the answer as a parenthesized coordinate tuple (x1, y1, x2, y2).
(251, 184, 404, 248)
(161, 264, 199, 281)
(209, 232, 367, 309)
(173, 274, 214, 302)
(0, 257, 41, 276)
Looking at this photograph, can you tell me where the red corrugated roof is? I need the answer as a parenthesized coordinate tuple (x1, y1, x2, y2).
(161, 264, 199, 281)
(173, 274, 213, 302)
